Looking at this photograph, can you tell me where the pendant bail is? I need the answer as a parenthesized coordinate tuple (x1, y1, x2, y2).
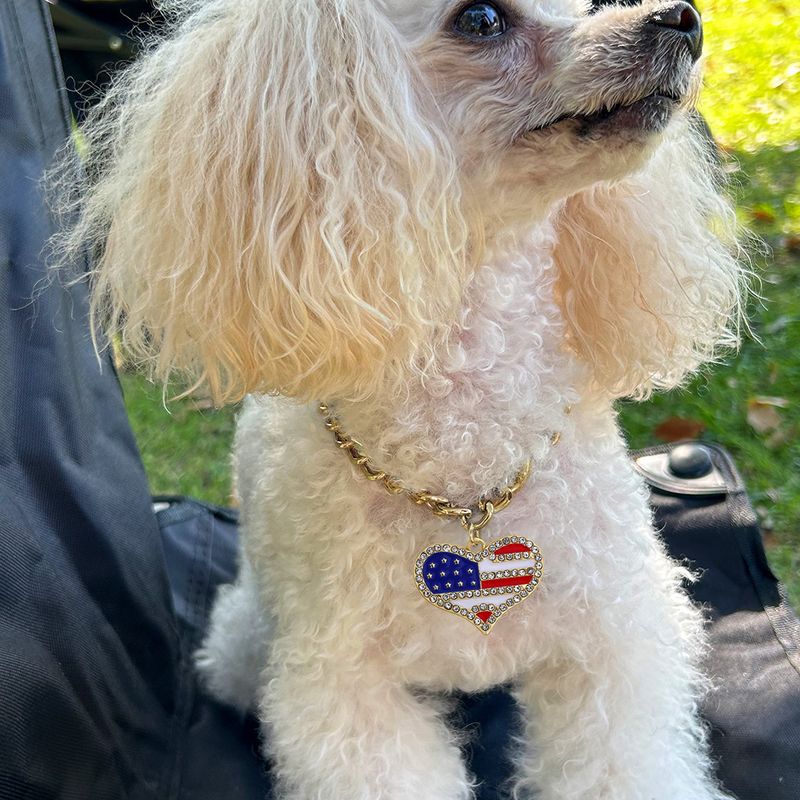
(464, 501, 495, 550)
(467, 528, 486, 551)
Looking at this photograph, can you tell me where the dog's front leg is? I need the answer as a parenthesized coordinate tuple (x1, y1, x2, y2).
(260, 632, 473, 800)
(196, 557, 271, 711)
(511, 584, 731, 800)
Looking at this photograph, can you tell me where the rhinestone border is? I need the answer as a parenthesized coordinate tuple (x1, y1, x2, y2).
(414, 536, 544, 635)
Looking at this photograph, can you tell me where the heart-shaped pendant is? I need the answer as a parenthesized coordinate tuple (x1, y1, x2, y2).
(414, 536, 543, 634)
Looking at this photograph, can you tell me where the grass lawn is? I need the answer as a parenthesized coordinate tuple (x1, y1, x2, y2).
(121, 0, 800, 606)
(620, 0, 800, 606)
(119, 372, 238, 503)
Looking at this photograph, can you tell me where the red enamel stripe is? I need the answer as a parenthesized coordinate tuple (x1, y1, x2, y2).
(481, 575, 533, 590)
(494, 543, 530, 555)
(476, 611, 493, 623)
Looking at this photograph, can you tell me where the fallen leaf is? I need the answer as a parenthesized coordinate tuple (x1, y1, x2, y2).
(654, 417, 705, 442)
(747, 398, 785, 433)
(762, 530, 779, 548)
(784, 235, 800, 255)
(753, 395, 790, 408)
(751, 206, 777, 224)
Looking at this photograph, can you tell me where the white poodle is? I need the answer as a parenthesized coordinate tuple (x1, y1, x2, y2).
(60, 0, 746, 797)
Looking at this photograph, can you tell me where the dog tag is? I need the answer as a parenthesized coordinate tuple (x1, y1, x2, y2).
(414, 536, 543, 634)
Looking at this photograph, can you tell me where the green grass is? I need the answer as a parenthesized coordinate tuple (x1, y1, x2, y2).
(619, 0, 800, 606)
(121, 0, 800, 605)
(120, 373, 238, 504)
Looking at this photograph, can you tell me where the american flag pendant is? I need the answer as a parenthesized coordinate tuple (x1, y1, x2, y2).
(414, 536, 543, 634)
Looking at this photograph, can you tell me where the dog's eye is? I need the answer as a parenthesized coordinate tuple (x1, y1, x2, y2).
(454, 3, 507, 38)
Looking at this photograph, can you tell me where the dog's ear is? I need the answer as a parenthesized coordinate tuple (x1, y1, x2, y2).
(553, 117, 747, 398)
(65, 0, 470, 403)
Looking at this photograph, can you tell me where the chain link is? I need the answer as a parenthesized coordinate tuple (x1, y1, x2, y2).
(319, 403, 561, 546)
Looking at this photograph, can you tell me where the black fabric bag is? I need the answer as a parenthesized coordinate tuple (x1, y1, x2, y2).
(0, 2, 180, 798)
(153, 444, 800, 800)
(1, 2, 799, 798)
(48, 0, 160, 119)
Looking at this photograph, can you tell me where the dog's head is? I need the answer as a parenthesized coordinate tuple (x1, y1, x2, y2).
(396, 0, 705, 221)
(59, 0, 742, 403)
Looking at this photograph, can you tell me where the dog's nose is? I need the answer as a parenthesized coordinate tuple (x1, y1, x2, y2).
(647, 2, 703, 61)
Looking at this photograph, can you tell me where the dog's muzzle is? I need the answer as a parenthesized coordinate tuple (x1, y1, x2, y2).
(645, 1, 703, 62)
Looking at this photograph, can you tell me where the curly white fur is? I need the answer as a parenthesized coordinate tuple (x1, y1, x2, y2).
(58, 0, 748, 797)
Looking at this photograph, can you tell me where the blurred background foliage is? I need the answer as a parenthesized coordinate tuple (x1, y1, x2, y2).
(621, 0, 800, 605)
(114, 0, 800, 604)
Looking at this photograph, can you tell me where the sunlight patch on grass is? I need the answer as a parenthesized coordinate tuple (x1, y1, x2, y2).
(699, 0, 800, 237)
(700, 0, 799, 151)
(621, 0, 800, 602)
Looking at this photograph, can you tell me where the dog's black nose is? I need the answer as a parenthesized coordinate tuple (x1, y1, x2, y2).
(647, 2, 703, 61)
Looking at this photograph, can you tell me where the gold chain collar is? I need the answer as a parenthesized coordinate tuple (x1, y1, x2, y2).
(318, 403, 564, 550)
